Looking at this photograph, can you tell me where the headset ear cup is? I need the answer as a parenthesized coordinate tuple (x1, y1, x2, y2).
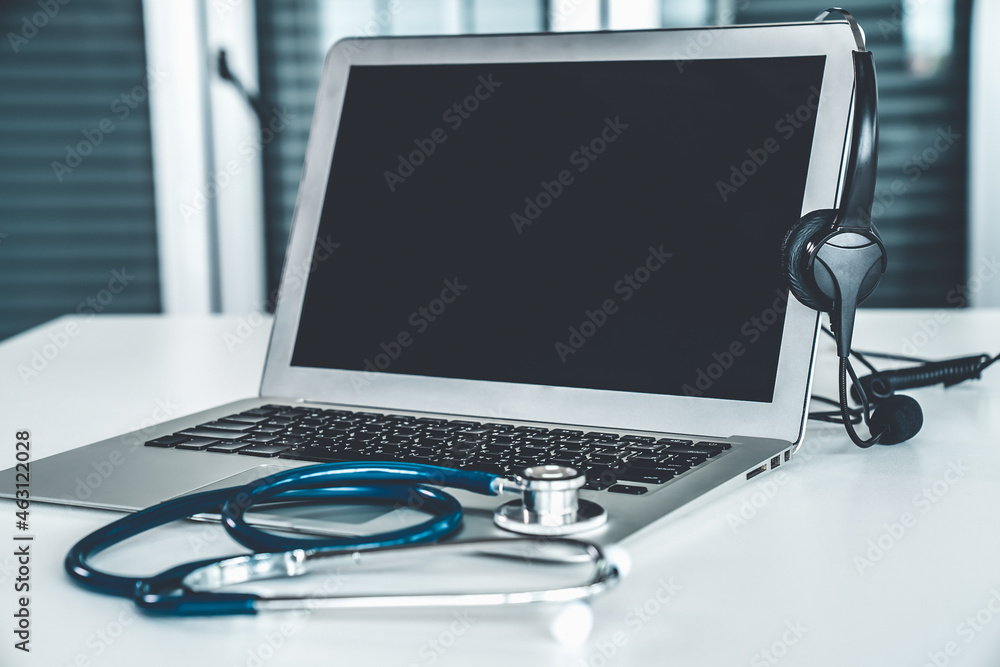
(781, 210, 838, 312)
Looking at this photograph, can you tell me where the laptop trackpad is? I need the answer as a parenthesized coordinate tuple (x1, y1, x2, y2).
(183, 465, 426, 538)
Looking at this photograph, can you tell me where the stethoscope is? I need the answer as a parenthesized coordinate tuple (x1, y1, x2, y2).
(66, 462, 620, 616)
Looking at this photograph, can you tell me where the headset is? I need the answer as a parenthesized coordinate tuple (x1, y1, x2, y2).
(782, 8, 923, 448)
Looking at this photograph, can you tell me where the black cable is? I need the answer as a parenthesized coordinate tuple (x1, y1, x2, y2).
(839, 356, 880, 448)
(820, 325, 999, 402)
(810, 395, 841, 409)
(845, 356, 873, 425)
(808, 399, 862, 425)
(852, 353, 997, 401)
(821, 326, 878, 372)
(820, 326, 928, 366)
(980, 353, 1000, 372)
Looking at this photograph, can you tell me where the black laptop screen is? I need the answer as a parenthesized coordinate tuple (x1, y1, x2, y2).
(289, 56, 825, 403)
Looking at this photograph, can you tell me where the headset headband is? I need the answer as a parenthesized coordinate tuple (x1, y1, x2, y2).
(816, 8, 878, 231)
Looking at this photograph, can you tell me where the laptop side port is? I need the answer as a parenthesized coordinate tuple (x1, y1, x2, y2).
(746, 464, 768, 480)
(784, 450, 791, 462)
(770, 455, 781, 468)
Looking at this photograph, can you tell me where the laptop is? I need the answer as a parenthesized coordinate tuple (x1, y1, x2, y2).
(1, 20, 861, 544)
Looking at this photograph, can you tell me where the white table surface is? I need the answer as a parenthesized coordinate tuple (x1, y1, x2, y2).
(1, 311, 999, 667)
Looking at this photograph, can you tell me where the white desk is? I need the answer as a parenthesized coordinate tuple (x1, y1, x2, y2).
(2, 311, 999, 667)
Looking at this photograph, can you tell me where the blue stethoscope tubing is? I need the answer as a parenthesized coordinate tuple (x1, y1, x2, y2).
(65, 462, 500, 615)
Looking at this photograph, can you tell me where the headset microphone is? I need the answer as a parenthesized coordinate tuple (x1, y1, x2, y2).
(868, 395, 923, 445)
(782, 8, 921, 447)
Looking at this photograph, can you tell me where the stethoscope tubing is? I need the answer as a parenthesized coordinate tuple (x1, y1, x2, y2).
(65, 462, 500, 613)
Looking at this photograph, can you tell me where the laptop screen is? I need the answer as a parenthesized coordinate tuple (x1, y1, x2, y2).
(289, 56, 825, 403)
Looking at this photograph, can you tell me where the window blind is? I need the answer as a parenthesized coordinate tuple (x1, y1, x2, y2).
(0, 0, 160, 341)
(733, 1, 971, 307)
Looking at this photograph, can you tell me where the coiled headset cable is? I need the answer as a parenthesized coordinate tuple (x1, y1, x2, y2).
(809, 326, 998, 446)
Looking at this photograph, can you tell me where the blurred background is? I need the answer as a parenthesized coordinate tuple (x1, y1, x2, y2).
(1, 0, 997, 342)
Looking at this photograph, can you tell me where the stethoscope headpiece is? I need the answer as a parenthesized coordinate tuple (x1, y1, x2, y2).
(493, 465, 607, 536)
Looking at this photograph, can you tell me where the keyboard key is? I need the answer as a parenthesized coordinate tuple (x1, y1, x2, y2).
(178, 428, 247, 440)
(175, 437, 219, 450)
(630, 456, 662, 468)
(328, 416, 362, 425)
(585, 468, 621, 484)
(482, 423, 514, 432)
(239, 444, 291, 458)
(583, 477, 615, 491)
(553, 446, 587, 456)
(280, 447, 342, 462)
(691, 441, 732, 452)
(620, 435, 655, 444)
(206, 441, 252, 453)
(657, 438, 694, 447)
(608, 484, 649, 495)
(226, 414, 270, 424)
(434, 458, 467, 469)
(252, 424, 286, 434)
(449, 420, 481, 428)
(464, 461, 507, 475)
(662, 445, 714, 457)
(625, 443, 664, 453)
(548, 457, 584, 468)
(590, 453, 626, 465)
(457, 427, 491, 436)
(452, 439, 483, 451)
(201, 420, 257, 431)
(241, 434, 279, 444)
(616, 467, 674, 484)
(246, 406, 282, 415)
(146, 435, 189, 448)
(271, 436, 307, 446)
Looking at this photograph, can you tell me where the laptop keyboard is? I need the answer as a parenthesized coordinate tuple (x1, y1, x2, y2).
(145, 404, 731, 494)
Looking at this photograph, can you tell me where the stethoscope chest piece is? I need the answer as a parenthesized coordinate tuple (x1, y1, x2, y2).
(493, 465, 607, 536)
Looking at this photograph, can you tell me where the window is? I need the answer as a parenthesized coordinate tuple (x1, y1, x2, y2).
(0, 0, 160, 341)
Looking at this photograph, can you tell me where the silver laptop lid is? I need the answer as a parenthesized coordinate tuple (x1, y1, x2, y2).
(261, 22, 860, 444)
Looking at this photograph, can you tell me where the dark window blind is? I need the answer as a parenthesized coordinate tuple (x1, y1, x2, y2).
(256, 0, 326, 300)
(733, 1, 971, 307)
(0, 0, 160, 342)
